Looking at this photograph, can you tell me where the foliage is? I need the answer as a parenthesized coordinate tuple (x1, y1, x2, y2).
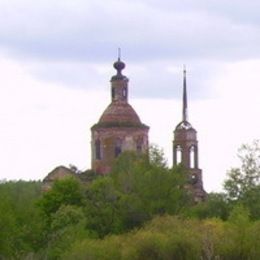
(44, 205, 90, 259)
(184, 192, 230, 220)
(224, 140, 260, 200)
(62, 215, 260, 259)
(0, 181, 43, 259)
(111, 151, 190, 229)
(1, 142, 260, 258)
(37, 176, 84, 218)
(224, 140, 260, 219)
(84, 177, 124, 237)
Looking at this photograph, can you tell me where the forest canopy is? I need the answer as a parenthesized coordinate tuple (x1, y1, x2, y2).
(0, 142, 259, 259)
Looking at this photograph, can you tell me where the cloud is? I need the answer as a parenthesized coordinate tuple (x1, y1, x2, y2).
(18, 57, 223, 100)
(0, 0, 259, 62)
(1, 0, 259, 100)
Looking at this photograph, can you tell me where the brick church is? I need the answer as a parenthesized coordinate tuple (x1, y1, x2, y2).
(43, 56, 206, 201)
(90, 57, 149, 174)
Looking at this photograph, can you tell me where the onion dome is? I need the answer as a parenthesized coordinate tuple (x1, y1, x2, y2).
(111, 58, 128, 81)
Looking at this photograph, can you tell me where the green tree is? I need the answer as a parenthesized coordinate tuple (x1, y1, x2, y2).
(218, 205, 253, 259)
(224, 140, 260, 219)
(37, 178, 87, 258)
(84, 177, 123, 237)
(38, 177, 84, 219)
(82, 148, 190, 237)
(0, 181, 43, 258)
(45, 205, 89, 259)
(185, 192, 230, 220)
(111, 150, 190, 231)
(224, 140, 260, 200)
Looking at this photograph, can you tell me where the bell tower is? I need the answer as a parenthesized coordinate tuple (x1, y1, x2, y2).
(173, 68, 206, 202)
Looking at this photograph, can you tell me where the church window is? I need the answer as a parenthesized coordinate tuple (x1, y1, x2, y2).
(112, 88, 115, 99)
(136, 138, 143, 153)
(95, 139, 101, 160)
(176, 145, 182, 164)
(122, 87, 127, 98)
(115, 139, 122, 157)
(190, 146, 195, 168)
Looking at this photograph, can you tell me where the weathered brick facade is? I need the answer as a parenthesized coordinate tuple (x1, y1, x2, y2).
(91, 58, 149, 174)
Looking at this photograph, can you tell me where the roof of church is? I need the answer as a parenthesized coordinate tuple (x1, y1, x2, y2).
(175, 120, 196, 131)
(92, 54, 149, 130)
(94, 101, 147, 128)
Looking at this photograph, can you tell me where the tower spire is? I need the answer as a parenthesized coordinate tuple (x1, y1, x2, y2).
(182, 65, 188, 122)
(118, 47, 121, 60)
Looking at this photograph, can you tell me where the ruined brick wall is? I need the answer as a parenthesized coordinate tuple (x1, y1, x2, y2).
(42, 166, 76, 191)
(91, 126, 149, 174)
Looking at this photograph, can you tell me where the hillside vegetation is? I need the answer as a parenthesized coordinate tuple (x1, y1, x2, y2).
(0, 142, 259, 259)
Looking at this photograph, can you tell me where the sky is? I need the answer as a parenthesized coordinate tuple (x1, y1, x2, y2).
(0, 0, 260, 192)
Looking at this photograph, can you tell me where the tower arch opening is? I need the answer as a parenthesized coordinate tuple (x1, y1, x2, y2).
(176, 145, 182, 164)
(189, 145, 195, 168)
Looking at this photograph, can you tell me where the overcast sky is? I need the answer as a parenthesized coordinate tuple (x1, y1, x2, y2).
(0, 0, 260, 192)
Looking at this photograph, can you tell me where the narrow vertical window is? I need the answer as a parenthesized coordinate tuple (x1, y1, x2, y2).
(115, 139, 122, 157)
(176, 145, 182, 164)
(136, 138, 143, 154)
(95, 139, 101, 160)
(122, 87, 127, 99)
(190, 146, 195, 168)
(112, 88, 115, 100)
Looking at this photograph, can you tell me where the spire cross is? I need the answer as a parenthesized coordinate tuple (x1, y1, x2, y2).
(118, 47, 121, 61)
(182, 65, 188, 122)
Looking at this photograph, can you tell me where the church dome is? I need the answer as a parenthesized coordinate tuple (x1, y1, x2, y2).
(93, 101, 145, 128)
(175, 120, 195, 131)
(91, 55, 149, 130)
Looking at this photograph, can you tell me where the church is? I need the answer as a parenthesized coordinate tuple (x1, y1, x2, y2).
(43, 56, 206, 201)
(90, 57, 149, 174)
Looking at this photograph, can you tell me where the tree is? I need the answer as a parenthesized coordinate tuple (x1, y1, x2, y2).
(38, 177, 84, 219)
(224, 140, 260, 219)
(110, 150, 190, 230)
(224, 140, 260, 200)
(45, 205, 89, 259)
(0, 181, 43, 258)
(84, 177, 123, 237)
(185, 192, 230, 220)
(82, 148, 191, 237)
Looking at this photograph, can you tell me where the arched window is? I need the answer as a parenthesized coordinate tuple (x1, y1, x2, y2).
(190, 146, 195, 168)
(115, 139, 122, 157)
(176, 145, 182, 164)
(95, 139, 101, 160)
